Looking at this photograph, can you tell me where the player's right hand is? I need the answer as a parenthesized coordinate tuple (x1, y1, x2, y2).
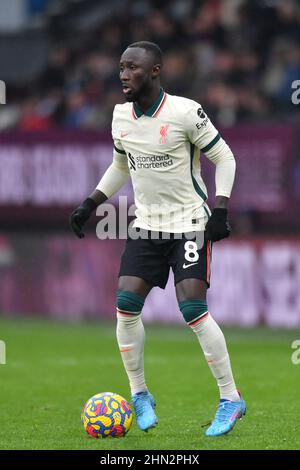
(70, 198, 97, 239)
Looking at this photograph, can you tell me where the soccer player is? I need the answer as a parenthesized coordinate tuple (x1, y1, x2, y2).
(70, 41, 246, 437)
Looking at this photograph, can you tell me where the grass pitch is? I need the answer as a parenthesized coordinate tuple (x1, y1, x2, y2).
(0, 317, 299, 450)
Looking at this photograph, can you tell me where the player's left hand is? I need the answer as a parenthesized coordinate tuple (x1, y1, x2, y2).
(205, 208, 231, 242)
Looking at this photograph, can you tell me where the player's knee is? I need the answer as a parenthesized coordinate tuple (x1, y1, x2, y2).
(116, 290, 145, 315)
(179, 299, 209, 326)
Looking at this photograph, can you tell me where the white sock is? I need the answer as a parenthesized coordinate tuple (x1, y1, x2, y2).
(116, 311, 147, 395)
(190, 313, 240, 401)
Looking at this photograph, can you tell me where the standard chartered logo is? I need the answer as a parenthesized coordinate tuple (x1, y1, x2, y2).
(0, 80, 6, 104)
(136, 153, 173, 169)
(0, 340, 6, 364)
(127, 152, 174, 170)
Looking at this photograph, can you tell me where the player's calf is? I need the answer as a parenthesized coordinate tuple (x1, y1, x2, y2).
(179, 297, 244, 435)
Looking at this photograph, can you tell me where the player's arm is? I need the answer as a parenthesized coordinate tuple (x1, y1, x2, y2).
(202, 137, 235, 241)
(70, 144, 130, 239)
(185, 103, 236, 241)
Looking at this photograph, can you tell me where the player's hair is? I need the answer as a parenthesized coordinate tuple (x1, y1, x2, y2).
(127, 41, 163, 66)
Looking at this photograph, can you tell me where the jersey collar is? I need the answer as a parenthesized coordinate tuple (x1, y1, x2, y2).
(132, 88, 167, 119)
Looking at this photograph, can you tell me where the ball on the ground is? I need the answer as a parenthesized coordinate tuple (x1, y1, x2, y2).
(81, 392, 133, 438)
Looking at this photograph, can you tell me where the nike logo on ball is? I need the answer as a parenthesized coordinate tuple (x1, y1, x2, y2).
(121, 132, 129, 138)
(183, 262, 199, 269)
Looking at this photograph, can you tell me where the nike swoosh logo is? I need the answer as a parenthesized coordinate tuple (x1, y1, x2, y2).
(121, 132, 129, 138)
(183, 262, 199, 269)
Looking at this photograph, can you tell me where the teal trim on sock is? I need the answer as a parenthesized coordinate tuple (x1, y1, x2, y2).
(179, 299, 208, 323)
(117, 290, 145, 313)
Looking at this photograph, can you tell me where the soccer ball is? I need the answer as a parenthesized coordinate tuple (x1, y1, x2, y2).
(81, 392, 133, 438)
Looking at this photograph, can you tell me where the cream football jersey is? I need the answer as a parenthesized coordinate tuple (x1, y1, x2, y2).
(110, 88, 235, 233)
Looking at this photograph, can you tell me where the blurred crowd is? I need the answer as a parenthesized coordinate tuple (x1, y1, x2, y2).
(1, 0, 300, 131)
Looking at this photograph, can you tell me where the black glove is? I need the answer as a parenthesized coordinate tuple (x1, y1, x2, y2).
(70, 198, 97, 239)
(205, 208, 231, 242)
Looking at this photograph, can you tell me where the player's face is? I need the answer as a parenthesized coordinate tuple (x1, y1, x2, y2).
(119, 48, 159, 102)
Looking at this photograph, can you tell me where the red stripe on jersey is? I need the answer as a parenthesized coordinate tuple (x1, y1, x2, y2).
(132, 106, 137, 120)
(152, 93, 167, 117)
(206, 241, 211, 284)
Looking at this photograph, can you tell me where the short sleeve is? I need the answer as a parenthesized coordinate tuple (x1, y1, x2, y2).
(184, 100, 221, 152)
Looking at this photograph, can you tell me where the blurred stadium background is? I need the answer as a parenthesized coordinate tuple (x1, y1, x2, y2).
(0, 0, 299, 327)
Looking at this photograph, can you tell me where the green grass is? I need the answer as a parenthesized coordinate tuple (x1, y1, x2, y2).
(0, 317, 299, 450)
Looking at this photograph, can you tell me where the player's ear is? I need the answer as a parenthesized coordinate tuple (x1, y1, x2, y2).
(151, 64, 161, 78)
